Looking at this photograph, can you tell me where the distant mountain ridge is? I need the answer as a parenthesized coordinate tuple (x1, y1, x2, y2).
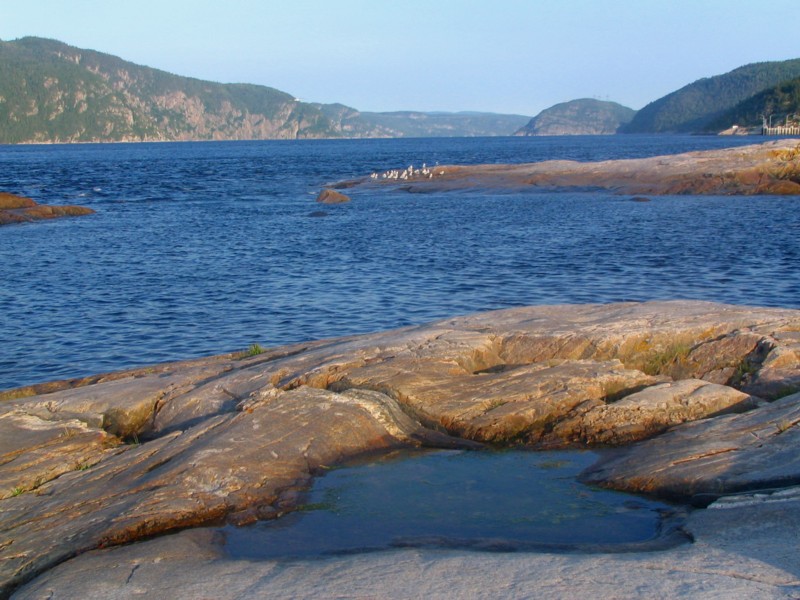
(0, 37, 528, 143)
(311, 103, 530, 138)
(5, 36, 800, 143)
(513, 98, 635, 136)
(621, 58, 800, 133)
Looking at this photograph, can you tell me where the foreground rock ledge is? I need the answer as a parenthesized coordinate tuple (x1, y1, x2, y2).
(337, 139, 800, 195)
(14, 490, 800, 599)
(1, 300, 800, 596)
(0, 192, 94, 226)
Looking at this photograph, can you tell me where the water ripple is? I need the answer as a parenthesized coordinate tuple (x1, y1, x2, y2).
(1, 136, 799, 389)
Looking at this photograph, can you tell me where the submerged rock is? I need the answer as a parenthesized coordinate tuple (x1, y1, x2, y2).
(1, 300, 799, 595)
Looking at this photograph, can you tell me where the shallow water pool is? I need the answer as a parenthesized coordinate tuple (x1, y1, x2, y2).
(222, 449, 686, 559)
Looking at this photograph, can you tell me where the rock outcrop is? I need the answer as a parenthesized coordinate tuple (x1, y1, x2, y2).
(341, 139, 800, 196)
(581, 389, 800, 505)
(1, 300, 799, 596)
(0, 192, 94, 226)
(315, 189, 350, 204)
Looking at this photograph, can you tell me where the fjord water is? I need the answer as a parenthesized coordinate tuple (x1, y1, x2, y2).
(2, 135, 799, 390)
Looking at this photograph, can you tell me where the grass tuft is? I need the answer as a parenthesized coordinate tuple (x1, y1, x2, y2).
(239, 343, 267, 359)
(637, 341, 693, 376)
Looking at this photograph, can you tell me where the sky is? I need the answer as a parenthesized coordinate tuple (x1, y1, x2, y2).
(1, 0, 799, 116)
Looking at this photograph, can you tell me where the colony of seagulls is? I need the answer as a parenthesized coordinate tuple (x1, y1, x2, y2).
(370, 163, 446, 181)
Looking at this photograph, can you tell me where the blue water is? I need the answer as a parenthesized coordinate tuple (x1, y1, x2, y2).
(222, 449, 681, 558)
(2, 135, 799, 390)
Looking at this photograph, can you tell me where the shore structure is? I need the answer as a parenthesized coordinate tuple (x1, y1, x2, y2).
(336, 138, 800, 196)
(2, 301, 800, 598)
(763, 125, 800, 136)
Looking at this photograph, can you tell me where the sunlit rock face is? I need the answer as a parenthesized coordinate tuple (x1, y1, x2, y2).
(1, 300, 799, 595)
(343, 139, 800, 196)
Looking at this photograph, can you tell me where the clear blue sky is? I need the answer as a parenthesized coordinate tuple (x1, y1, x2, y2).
(1, 0, 799, 116)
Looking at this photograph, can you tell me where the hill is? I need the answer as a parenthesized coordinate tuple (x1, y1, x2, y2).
(0, 37, 528, 143)
(0, 37, 338, 142)
(621, 58, 800, 133)
(313, 104, 530, 137)
(513, 98, 635, 136)
(705, 77, 800, 132)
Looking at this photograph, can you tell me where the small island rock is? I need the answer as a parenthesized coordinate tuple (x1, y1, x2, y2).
(0, 192, 95, 226)
(316, 189, 351, 204)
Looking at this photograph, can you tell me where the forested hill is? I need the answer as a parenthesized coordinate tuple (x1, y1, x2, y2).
(513, 99, 635, 135)
(621, 58, 800, 133)
(705, 77, 800, 132)
(0, 37, 337, 142)
(0, 37, 528, 143)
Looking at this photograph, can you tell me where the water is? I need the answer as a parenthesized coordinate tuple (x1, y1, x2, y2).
(2, 136, 790, 555)
(2, 135, 799, 390)
(222, 449, 683, 559)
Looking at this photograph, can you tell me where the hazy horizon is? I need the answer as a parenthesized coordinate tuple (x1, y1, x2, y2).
(2, 0, 799, 116)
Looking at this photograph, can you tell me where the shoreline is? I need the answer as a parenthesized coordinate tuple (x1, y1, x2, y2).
(1, 300, 799, 597)
(335, 138, 800, 196)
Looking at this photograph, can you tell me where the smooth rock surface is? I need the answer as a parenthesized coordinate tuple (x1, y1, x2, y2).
(544, 379, 760, 446)
(581, 390, 800, 505)
(340, 139, 800, 195)
(2, 300, 800, 596)
(13, 489, 800, 599)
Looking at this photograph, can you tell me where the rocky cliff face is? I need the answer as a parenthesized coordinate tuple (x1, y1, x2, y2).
(514, 98, 635, 136)
(0, 37, 336, 143)
(0, 37, 530, 143)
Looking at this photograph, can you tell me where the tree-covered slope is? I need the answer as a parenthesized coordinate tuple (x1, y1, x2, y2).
(621, 58, 800, 133)
(0, 37, 530, 143)
(705, 77, 800, 132)
(513, 98, 635, 135)
(0, 37, 337, 142)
